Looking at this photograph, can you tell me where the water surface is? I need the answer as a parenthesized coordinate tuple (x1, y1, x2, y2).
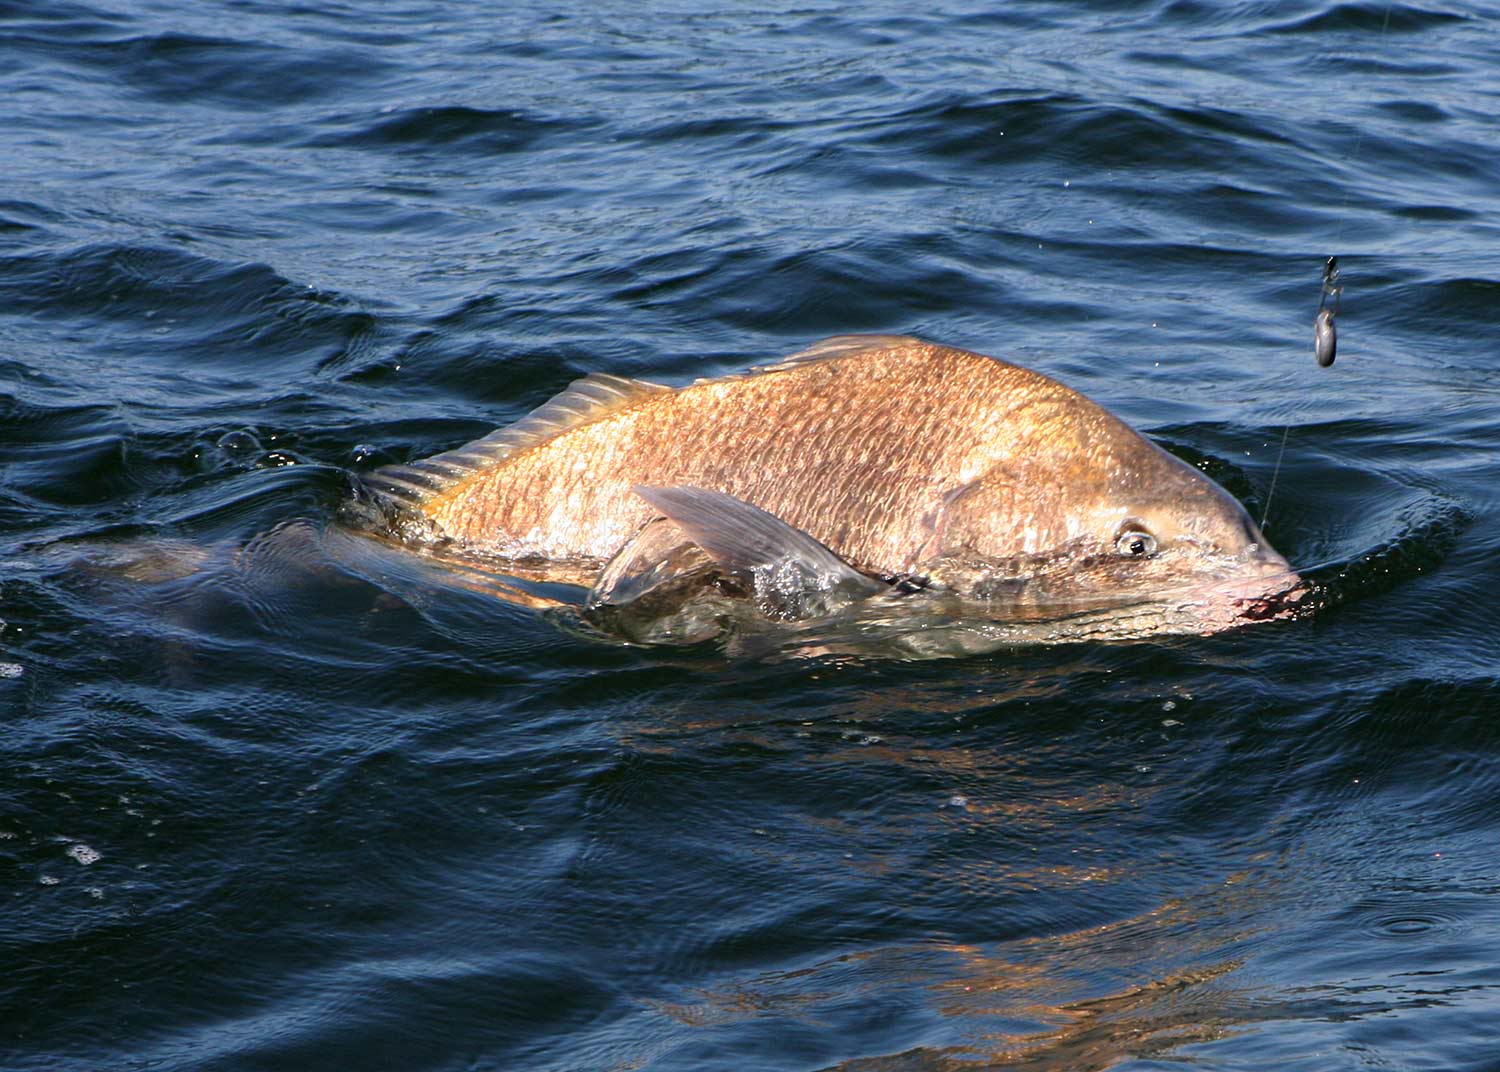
(4, 2, 1500, 1069)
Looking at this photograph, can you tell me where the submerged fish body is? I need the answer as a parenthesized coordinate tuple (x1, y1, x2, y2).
(365, 335, 1301, 642)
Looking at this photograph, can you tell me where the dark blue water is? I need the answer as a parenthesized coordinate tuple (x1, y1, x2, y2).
(5, 2, 1500, 1068)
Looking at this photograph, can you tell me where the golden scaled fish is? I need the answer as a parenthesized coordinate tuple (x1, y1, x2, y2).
(363, 334, 1299, 634)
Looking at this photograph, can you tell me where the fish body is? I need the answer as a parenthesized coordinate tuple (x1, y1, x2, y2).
(366, 335, 1299, 637)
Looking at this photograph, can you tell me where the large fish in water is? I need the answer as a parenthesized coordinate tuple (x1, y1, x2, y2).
(361, 334, 1301, 643)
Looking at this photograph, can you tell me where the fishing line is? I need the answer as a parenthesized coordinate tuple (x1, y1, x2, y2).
(1259, 0, 1394, 532)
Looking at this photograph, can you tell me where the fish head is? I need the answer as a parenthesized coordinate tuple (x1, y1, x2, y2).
(933, 432, 1304, 635)
(1099, 440, 1289, 573)
(1079, 444, 1301, 626)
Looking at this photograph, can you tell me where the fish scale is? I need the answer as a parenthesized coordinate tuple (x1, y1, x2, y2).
(372, 336, 1048, 570)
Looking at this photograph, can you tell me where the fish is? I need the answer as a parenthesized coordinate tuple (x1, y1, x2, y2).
(360, 334, 1302, 642)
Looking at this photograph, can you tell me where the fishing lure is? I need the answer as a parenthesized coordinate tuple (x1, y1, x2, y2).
(1315, 256, 1341, 367)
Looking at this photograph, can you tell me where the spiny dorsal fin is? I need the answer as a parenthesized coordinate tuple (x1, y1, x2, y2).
(757, 333, 926, 372)
(364, 337, 928, 507)
(366, 371, 668, 506)
(682, 334, 929, 386)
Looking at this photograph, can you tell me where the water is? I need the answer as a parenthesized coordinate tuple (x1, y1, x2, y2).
(4, 1, 1500, 1068)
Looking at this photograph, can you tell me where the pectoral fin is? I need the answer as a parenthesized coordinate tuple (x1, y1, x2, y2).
(632, 486, 886, 616)
(586, 517, 716, 610)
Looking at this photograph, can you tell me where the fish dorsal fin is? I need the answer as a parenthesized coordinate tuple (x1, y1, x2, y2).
(753, 333, 927, 374)
(633, 485, 884, 596)
(366, 371, 669, 505)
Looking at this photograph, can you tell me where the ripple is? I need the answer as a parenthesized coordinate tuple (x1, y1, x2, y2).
(0, 243, 380, 382)
(0, 198, 65, 234)
(304, 105, 602, 156)
(56, 32, 394, 108)
(1305, 496, 1471, 612)
(1386, 276, 1500, 339)
(1346, 894, 1475, 942)
(1267, 2, 1471, 36)
(850, 91, 1296, 176)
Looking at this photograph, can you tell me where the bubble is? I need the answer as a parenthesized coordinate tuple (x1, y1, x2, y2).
(217, 429, 262, 457)
(66, 843, 101, 865)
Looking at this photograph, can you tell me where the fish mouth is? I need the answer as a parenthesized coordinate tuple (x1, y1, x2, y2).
(1187, 549, 1309, 631)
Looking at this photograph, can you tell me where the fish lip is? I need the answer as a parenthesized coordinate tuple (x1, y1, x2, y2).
(1233, 574, 1310, 621)
(1215, 554, 1309, 624)
(1135, 546, 1305, 633)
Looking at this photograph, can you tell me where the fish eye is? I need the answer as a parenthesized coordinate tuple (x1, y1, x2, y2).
(1115, 528, 1157, 558)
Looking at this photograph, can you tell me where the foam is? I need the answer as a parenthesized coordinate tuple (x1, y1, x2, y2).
(66, 843, 101, 865)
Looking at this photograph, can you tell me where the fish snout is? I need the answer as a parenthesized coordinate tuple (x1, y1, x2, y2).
(1244, 542, 1295, 582)
(1213, 544, 1305, 624)
(1249, 538, 1291, 568)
